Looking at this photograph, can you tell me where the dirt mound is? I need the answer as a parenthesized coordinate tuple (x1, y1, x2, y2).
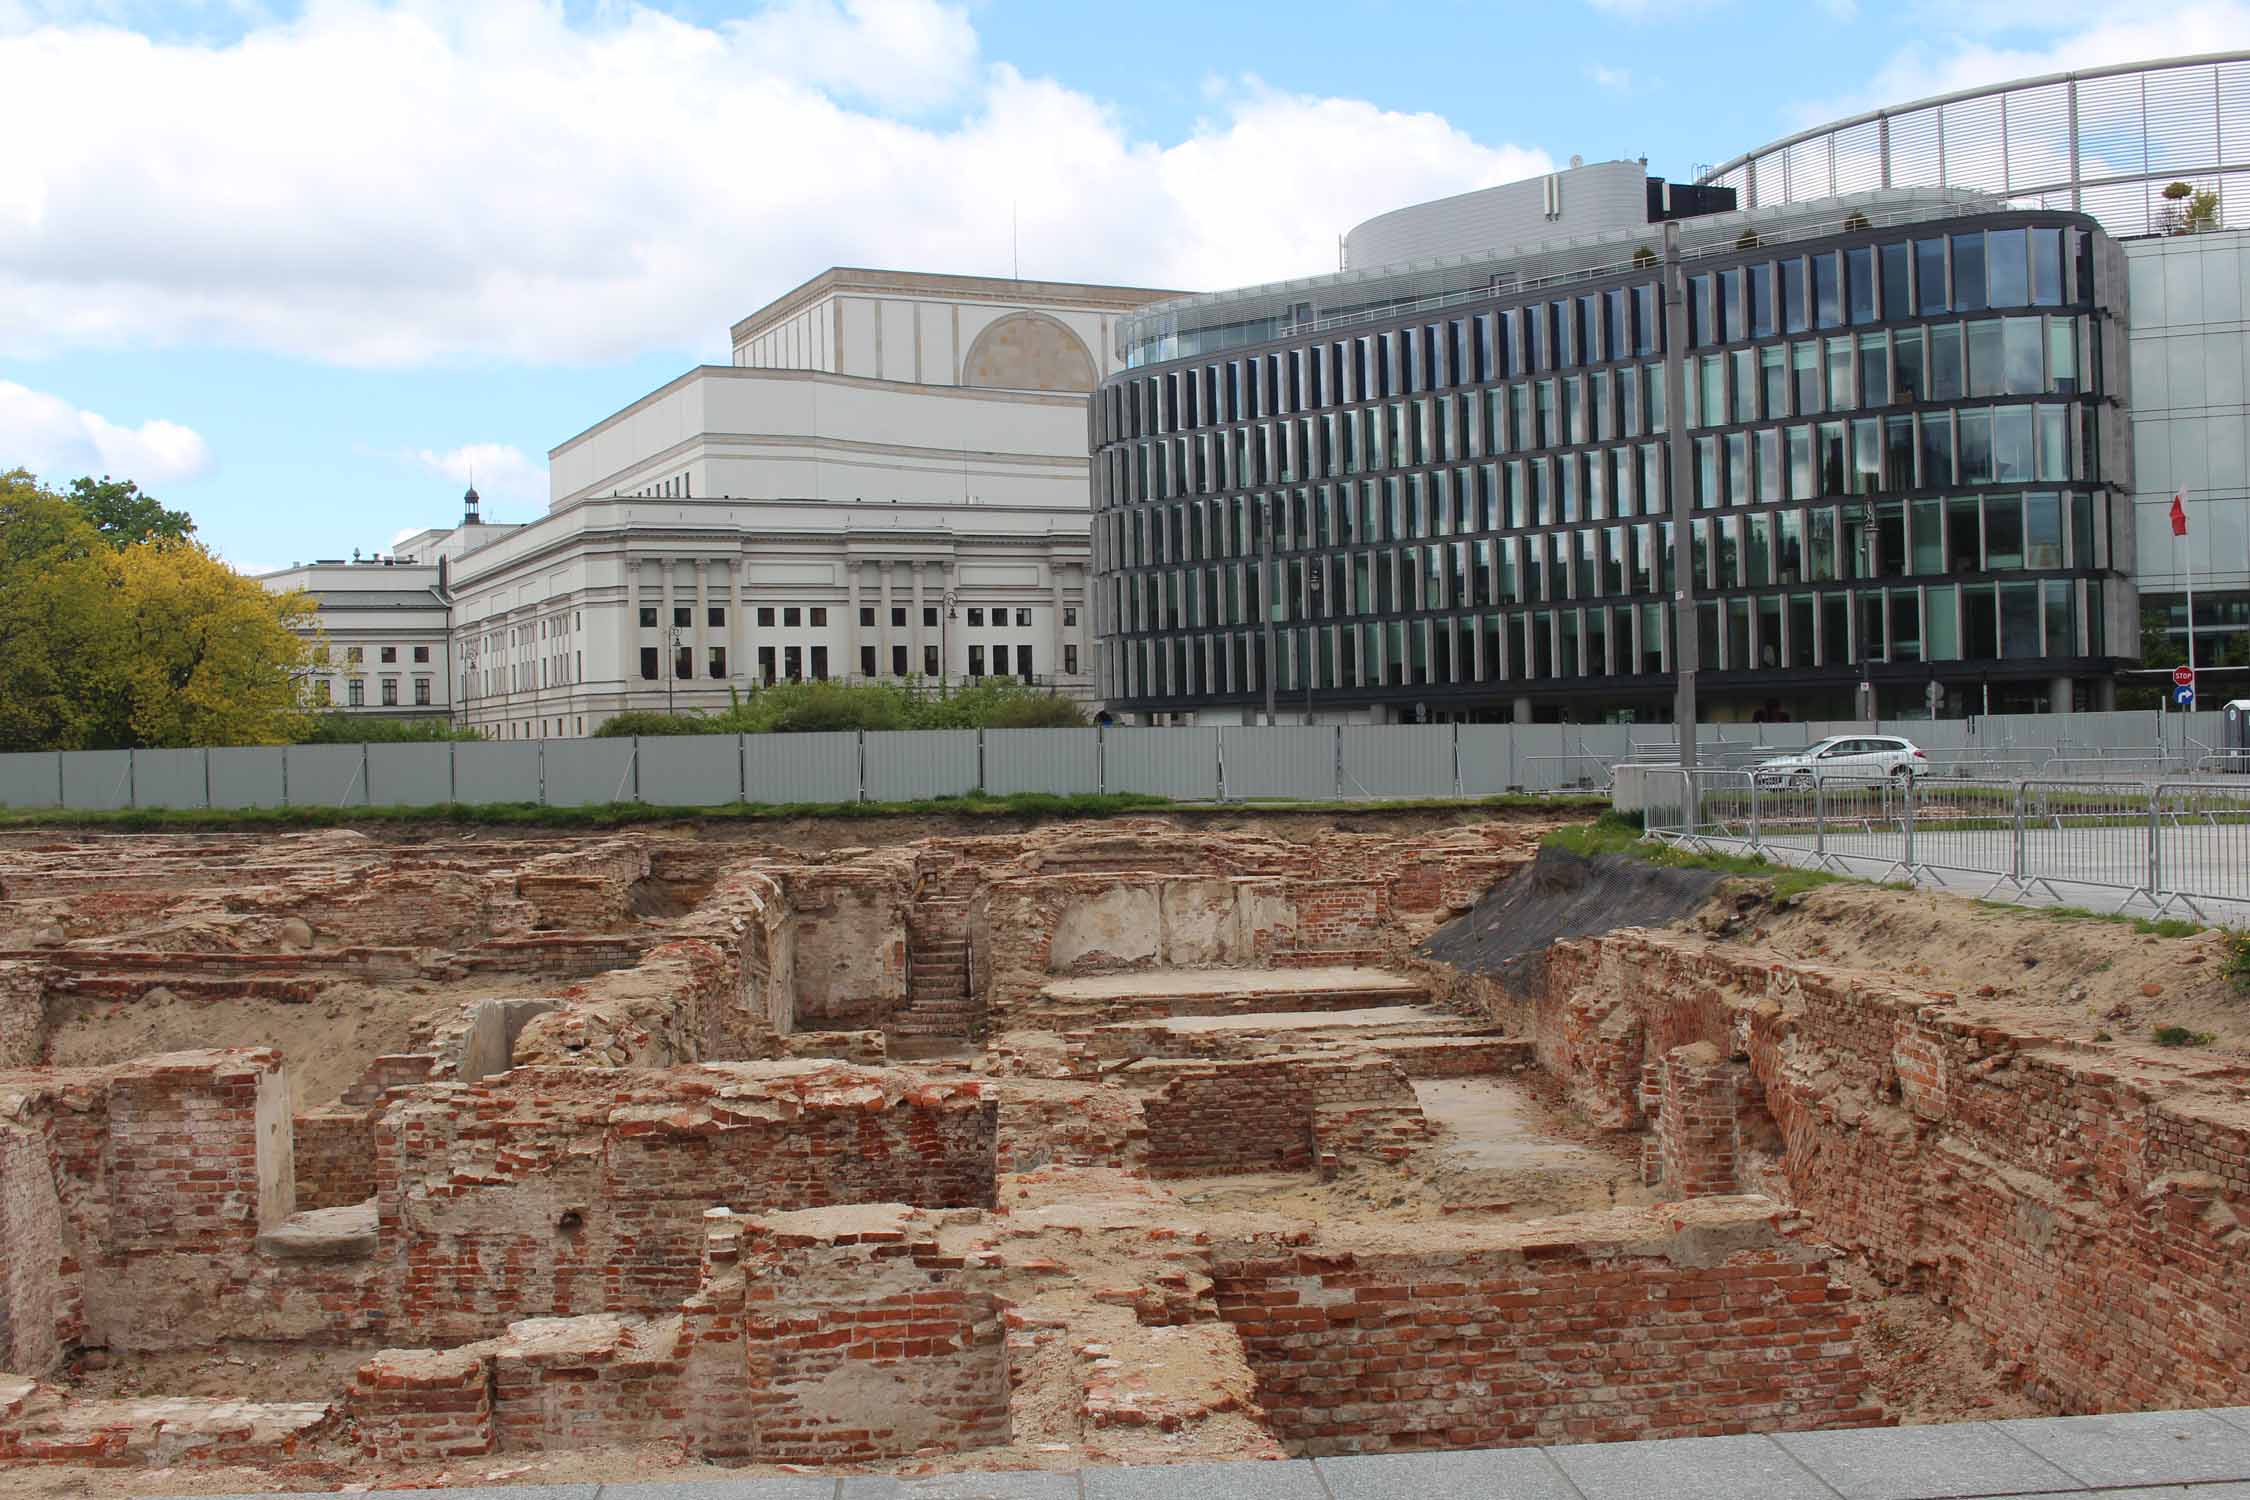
(1418, 846, 1730, 997)
(1704, 880, 2250, 1053)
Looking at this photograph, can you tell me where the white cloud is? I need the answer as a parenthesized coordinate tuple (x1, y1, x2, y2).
(0, 1, 1550, 368)
(727, 0, 978, 113)
(1791, 2, 2250, 126)
(409, 442, 546, 511)
(1583, 0, 1728, 16)
(1585, 64, 1633, 93)
(0, 379, 214, 486)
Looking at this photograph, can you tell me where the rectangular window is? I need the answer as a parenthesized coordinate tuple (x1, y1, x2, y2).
(860, 645, 877, 677)
(1951, 232, 1987, 312)
(891, 645, 907, 676)
(1749, 262, 1775, 338)
(924, 606, 938, 627)
(413, 645, 430, 663)
(1881, 241, 1910, 320)
(2030, 228, 2065, 307)
(381, 678, 398, 705)
(673, 606, 691, 628)
(674, 646, 692, 679)
(346, 646, 363, 664)
(859, 606, 876, 627)
(1781, 257, 1809, 333)
(1986, 227, 2028, 308)
(1064, 644, 1079, 674)
(967, 607, 985, 626)
(1845, 245, 1875, 325)
(708, 646, 727, 678)
(781, 607, 800, 627)
(1813, 252, 1841, 328)
(639, 647, 658, 680)
(380, 646, 397, 664)
(757, 607, 775, 627)
(783, 645, 802, 680)
(1015, 607, 1032, 627)
(924, 644, 939, 676)
(758, 646, 777, 684)
(1915, 238, 1949, 315)
(347, 679, 364, 705)
(969, 645, 986, 677)
(892, 606, 908, 627)
(639, 606, 658, 627)
(414, 680, 431, 706)
(993, 644, 1010, 676)
(809, 607, 827, 627)
(708, 606, 726, 628)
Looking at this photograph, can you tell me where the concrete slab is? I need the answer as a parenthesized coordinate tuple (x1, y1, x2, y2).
(1080, 1460, 1327, 1500)
(840, 1473, 1079, 1499)
(1548, 1432, 1835, 1500)
(606, 1484, 837, 1500)
(1041, 968, 1422, 1003)
(1774, 1423, 2078, 1499)
(1094, 1005, 1442, 1034)
(1317, 1446, 1582, 1499)
(1991, 1409, 2250, 1487)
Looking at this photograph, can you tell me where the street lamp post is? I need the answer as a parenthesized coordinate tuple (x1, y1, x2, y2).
(1304, 567, 1323, 722)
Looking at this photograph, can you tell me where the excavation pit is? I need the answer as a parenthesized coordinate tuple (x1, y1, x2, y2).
(2, 814, 2244, 1490)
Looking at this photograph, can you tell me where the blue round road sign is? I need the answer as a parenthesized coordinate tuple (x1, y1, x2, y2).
(2176, 685, 2197, 707)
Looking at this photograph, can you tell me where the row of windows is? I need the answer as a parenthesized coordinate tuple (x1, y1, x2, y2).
(1105, 490, 2105, 635)
(635, 644, 1072, 683)
(1105, 579, 2103, 703)
(1100, 315, 2086, 508)
(636, 604, 1076, 630)
(329, 644, 432, 666)
(1100, 222, 2088, 438)
(312, 678, 433, 707)
(1100, 402, 2091, 574)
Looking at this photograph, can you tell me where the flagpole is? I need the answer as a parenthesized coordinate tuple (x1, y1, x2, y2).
(2186, 494, 2198, 683)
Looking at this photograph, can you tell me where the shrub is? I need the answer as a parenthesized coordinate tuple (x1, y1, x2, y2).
(590, 711, 717, 738)
(300, 713, 481, 743)
(2152, 1025, 2215, 1047)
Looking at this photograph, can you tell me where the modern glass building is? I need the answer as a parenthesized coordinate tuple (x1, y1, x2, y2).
(1090, 186, 2133, 724)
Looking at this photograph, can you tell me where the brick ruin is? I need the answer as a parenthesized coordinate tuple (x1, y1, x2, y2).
(0, 814, 2243, 1481)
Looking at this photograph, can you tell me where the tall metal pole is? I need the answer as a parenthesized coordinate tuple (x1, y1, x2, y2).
(1261, 496, 1277, 726)
(1664, 222, 1698, 772)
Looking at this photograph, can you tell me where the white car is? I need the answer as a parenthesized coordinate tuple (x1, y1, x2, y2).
(1754, 734, 1929, 786)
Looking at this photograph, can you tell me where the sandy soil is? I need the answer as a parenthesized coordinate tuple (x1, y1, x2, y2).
(1827, 1259, 2045, 1425)
(40, 976, 559, 1110)
(1703, 879, 2250, 1052)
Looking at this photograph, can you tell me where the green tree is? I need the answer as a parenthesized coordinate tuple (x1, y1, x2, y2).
(0, 470, 314, 749)
(64, 475, 196, 547)
(2161, 181, 2222, 236)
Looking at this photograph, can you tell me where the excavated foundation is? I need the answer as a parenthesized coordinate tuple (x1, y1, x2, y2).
(3, 819, 2240, 1485)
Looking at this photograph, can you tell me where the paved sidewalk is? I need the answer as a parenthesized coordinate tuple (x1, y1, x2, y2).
(188, 1408, 2250, 1499)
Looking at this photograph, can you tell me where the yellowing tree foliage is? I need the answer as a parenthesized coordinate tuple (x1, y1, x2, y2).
(0, 469, 320, 750)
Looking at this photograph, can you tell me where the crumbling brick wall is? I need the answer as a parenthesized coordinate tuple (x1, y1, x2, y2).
(515, 840, 651, 931)
(1650, 1042, 1755, 1198)
(1211, 1199, 1877, 1455)
(1526, 930, 2250, 1414)
(293, 1108, 375, 1210)
(776, 867, 908, 1032)
(994, 1082, 1149, 1174)
(374, 1063, 997, 1344)
(1132, 1054, 1422, 1177)
(0, 1117, 67, 1374)
(0, 965, 46, 1069)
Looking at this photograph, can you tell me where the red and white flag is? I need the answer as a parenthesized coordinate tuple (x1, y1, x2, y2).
(2171, 493, 2190, 536)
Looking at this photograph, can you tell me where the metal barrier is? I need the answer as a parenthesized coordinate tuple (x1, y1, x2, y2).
(1646, 766, 2250, 921)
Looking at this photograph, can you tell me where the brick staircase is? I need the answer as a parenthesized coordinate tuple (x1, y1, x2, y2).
(892, 855, 986, 1043)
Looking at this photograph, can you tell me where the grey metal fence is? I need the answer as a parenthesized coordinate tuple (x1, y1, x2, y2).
(1646, 766, 2250, 918)
(0, 725, 1614, 814)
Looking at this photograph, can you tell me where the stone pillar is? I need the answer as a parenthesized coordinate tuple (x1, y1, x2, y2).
(734, 556, 751, 682)
(911, 563, 928, 676)
(693, 560, 710, 693)
(1050, 560, 1069, 682)
(1512, 694, 1533, 724)
(878, 563, 895, 677)
(846, 562, 863, 680)
(620, 558, 640, 706)
(2049, 676, 2074, 714)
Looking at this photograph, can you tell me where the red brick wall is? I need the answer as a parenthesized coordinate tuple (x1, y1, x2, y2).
(374, 1065, 997, 1344)
(1654, 1043, 1750, 1198)
(1211, 1201, 1877, 1455)
(1528, 931, 2250, 1414)
(352, 1348, 493, 1462)
(293, 1107, 375, 1209)
(0, 964, 45, 1069)
(1135, 1054, 1422, 1177)
(102, 1049, 291, 1252)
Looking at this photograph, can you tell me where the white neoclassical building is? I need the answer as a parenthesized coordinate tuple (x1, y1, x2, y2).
(268, 267, 1177, 738)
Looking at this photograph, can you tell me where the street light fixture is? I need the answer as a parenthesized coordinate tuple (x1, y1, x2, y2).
(1304, 567, 1324, 722)
(940, 590, 959, 692)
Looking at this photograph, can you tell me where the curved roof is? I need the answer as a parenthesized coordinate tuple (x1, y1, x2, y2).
(1699, 51, 2250, 239)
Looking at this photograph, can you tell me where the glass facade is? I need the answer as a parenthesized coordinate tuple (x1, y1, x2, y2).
(1089, 211, 2125, 720)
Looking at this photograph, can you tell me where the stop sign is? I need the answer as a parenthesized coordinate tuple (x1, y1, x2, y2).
(2174, 665, 2196, 687)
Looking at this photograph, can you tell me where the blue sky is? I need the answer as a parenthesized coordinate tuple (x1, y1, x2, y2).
(3, 0, 2245, 571)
